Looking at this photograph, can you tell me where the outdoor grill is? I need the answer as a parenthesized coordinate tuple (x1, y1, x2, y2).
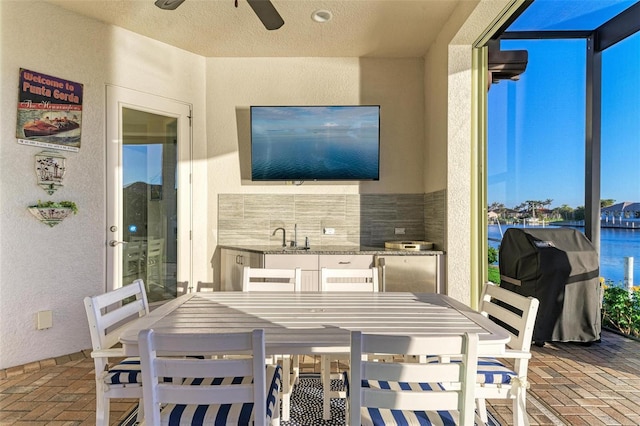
(499, 227, 601, 345)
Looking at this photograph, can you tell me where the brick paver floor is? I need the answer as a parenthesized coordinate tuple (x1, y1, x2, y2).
(1, 329, 638, 425)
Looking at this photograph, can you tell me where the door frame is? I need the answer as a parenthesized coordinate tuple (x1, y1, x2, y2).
(105, 85, 192, 295)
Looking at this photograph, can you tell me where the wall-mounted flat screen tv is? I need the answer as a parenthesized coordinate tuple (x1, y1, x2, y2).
(250, 105, 380, 181)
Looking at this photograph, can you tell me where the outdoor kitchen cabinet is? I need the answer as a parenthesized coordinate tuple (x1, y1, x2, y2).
(221, 248, 263, 291)
(264, 254, 374, 291)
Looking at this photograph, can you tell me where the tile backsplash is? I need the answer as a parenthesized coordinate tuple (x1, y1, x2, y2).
(218, 191, 445, 249)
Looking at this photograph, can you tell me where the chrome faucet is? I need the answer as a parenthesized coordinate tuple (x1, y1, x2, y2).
(293, 224, 298, 248)
(273, 227, 286, 247)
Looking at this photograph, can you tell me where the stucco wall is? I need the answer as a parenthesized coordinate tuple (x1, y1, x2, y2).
(0, 0, 513, 369)
(423, 0, 514, 303)
(0, 1, 206, 369)
(205, 57, 426, 282)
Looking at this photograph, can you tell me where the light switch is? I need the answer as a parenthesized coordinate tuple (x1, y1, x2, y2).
(395, 227, 406, 235)
(37, 310, 53, 330)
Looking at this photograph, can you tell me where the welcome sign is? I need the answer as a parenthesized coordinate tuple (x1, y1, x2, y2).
(16, 68, 83, 152)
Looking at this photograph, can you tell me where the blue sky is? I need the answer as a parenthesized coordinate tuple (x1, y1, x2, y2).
(123, 144, 163, 186)
(251, 106, 379, 138)
(488, 32, 640, 209)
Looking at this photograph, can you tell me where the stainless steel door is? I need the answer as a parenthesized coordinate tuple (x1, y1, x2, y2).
(375, 255, 440, 293)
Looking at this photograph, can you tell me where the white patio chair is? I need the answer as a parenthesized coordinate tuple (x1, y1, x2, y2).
(176, 280, 190, 295)
(83, 279, 149, 426)
(242, 266, 302, 292)
(474, 282, 540, 426)
(196, 280, 216, 292)
(320, 267, 379, 293)
(145, 238, 164, 290)
(122, 241, 144, 283)
(138, 328, 281, 426)
(319, 267, 379, 420)
(348, 331, 479, 426)
(242, 266, 302, 422)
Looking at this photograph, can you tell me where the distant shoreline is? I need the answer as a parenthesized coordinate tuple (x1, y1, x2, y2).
(490, 220, 640, 230)
(551, 220, 640, 230)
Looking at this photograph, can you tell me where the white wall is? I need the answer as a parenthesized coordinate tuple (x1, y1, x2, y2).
(0, 1, 206, 369)
(0, 0, 511, 368)
(423, 0, 514, 304)
(0, 1, 425, 368)
(205, 57, 426, 281)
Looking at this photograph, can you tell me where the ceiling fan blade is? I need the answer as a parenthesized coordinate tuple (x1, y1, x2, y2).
(246, 0, 284, 30)
(154, 0, 186, 10)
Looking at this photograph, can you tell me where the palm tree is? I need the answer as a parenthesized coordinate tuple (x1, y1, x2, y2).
(524, 200, 545, 218)
(555, 204, 574, 221)
(488, 202, 506, 218)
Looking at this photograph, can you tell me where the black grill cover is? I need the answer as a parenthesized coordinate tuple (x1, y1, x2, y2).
(499, 227, 601, 343)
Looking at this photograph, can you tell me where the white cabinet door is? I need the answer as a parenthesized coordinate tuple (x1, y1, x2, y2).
(264, 254, 319, 291)
(318, 254, 374, 269)
(318, 254, 376, 290)
(264, 254, 375, 291)
(222, 249, 263, 291)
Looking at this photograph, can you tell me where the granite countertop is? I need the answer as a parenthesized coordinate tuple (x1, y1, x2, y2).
(219, 244, 444, 255)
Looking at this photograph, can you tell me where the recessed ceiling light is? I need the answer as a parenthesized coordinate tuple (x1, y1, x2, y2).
(311, 9, 332, 23)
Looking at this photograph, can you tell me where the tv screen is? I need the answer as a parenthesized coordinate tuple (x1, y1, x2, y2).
(250, 105, 380, 181)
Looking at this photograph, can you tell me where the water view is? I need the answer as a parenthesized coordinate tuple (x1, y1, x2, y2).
(489, 224, 640, 286)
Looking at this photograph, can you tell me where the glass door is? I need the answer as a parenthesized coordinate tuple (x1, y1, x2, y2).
(106, 86, 191, 302)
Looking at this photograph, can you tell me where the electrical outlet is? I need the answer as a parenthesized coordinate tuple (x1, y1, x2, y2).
(36, 310, 53, 330)
(395, 227, 406, 235)
(323, 227, 335, 235)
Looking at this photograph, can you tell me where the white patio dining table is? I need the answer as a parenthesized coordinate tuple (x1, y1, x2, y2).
(118, 291, 510, 356)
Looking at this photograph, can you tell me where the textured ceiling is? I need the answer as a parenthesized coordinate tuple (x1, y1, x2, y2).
(43, 0, 462, 57)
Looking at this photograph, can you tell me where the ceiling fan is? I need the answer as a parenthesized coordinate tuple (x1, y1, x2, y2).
(154, 0, 284, 30)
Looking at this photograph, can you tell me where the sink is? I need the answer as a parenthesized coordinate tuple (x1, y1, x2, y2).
(282, 246, 311, 252)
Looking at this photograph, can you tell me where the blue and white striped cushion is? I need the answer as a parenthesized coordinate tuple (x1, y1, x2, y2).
(476, 357, 515, 384)
(266, 364, 282, 419)
(157, 364, 282, 425)
(425, 356, 516, 385)
(104, 357, 142, 385)
(361, 379, 456, 426)
(362, 379, 445, 391)
(345, 377, 456, 426)
(362, 407, 459, 426)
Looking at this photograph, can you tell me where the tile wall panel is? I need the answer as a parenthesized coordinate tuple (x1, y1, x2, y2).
(424, 190, 446, 250)
(218, 194, 245, 221)
(218, 193, 444, 248)
(244, 194, 295, 220)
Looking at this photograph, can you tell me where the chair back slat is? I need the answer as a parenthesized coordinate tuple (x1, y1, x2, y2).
(156, 384, 255, 405)
(99, 300, 147, 330)
(91, 279, 148, 309)
(320, 267, 379, 292)
(155, 357, 255, 379)
(362, 388, 461, 411)
(362, 360, 462, 383)
(242, 267, 302, 292)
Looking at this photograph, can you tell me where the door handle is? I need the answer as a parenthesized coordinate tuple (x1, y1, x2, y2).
(109, 240, 127, 247)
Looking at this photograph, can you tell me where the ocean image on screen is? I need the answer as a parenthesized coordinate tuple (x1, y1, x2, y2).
(251, 106, 380, 181)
